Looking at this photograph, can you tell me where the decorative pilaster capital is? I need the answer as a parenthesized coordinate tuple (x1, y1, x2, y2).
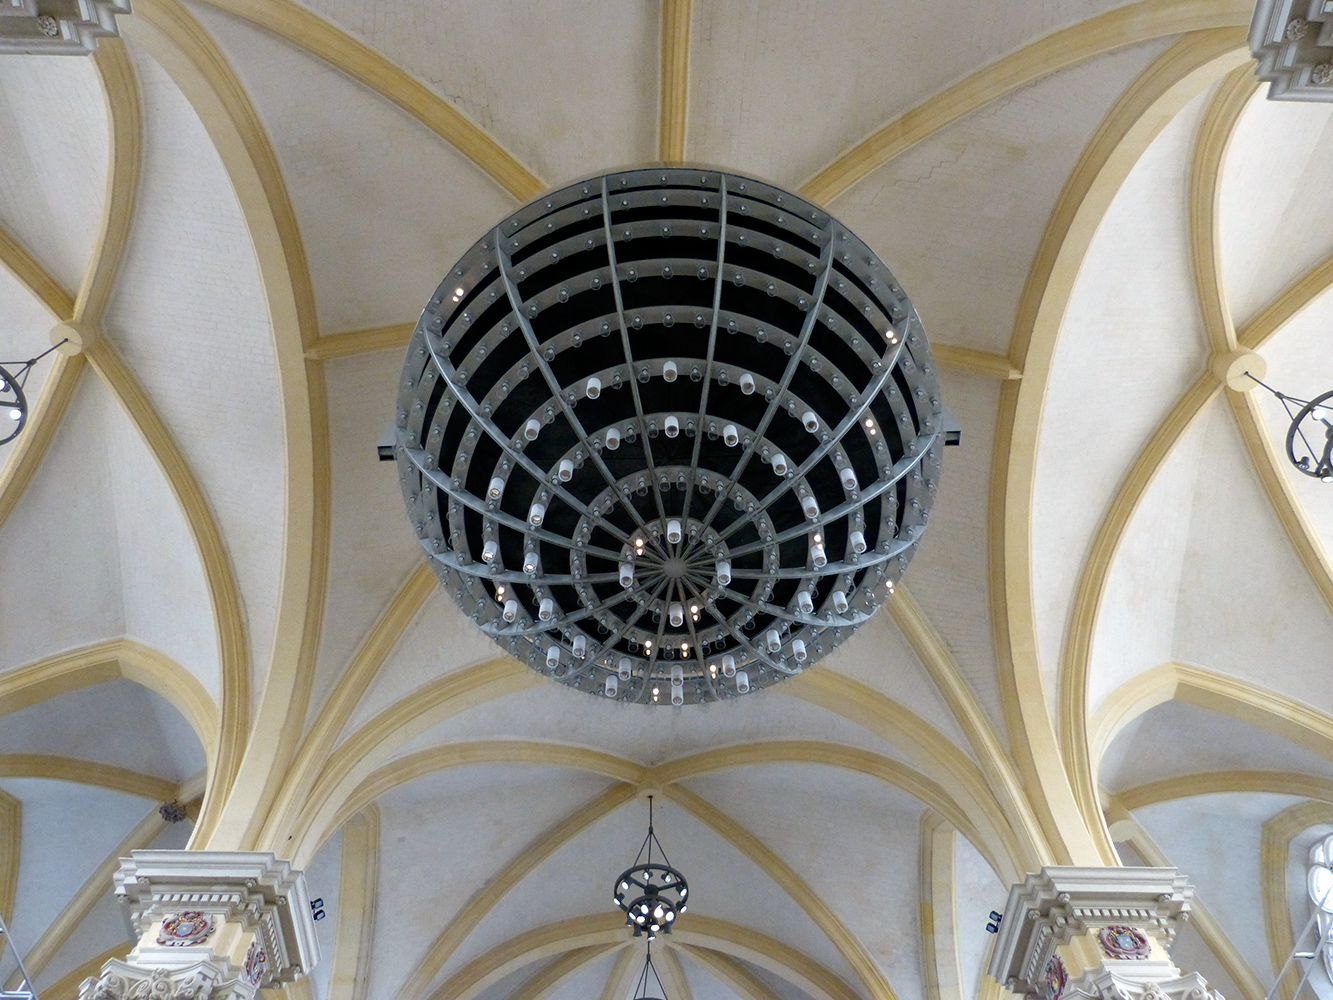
(79, 851, 320, 1000)
(988, 867, 1204, 1000)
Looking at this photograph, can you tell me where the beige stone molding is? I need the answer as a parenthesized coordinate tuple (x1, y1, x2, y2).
(191, 0, 544, 202)
(658, 0, 692, 164)
(993, 28, 1249, 865)
(800, 0, 1253, 205)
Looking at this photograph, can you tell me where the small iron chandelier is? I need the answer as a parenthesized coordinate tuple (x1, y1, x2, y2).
(613, 796, 688, 940)
(0, 339, 67, 446)
(1247, 374, 1333, 482)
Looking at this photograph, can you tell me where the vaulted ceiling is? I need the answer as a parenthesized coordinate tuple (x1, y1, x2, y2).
(3, 3, 1333, 1000)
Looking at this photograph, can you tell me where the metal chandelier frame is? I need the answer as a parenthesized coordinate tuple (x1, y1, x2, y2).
(395, 168, 945, 704)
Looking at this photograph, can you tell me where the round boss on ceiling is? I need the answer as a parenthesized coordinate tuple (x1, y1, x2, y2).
(395, 168, 944, 705)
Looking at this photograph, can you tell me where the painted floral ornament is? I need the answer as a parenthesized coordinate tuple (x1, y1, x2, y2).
(1040, 955, 1067, 1000)
(156, 911, 215, 947)
(1098, 924, 1151, 960)
(244, 940, 268, 986)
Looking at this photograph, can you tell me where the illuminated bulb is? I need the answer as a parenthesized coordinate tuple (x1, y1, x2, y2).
(709, 663, 718, 676)
(690, 603, 699, 614)
(523, 418, 542, 441)
(735, 670, 750, 694)
(801, 495, 819, 519)
(488, 477, 504, 499)
(503, 599, 519, 622)
(849, 529, 867, 554)
(765, 629, 782, 653)
(791, 638, 808, 663)
(662, 360, 678, 382)
(546, 645, 560, 668)
(605, 427, 621, 450)
(586, 376, 601, 398)
(810, 543, 827, 569)
(885, 325, 898, 343)
(716, 560, 731, 585)
(666, 518, 682, 544)
(669, 603, 684, 627)
(481, 540, 499, 563)
(840, 467, 858, 491)
(802, 410, 819, 432)
(739, 372, 755, 394)
(524, 551, 540, 574)
(618, 656, 633, 681)
(539, 597, 555, 620)
(495, 584, 505, 599)
(771, 453, 788, 476)
(557, 458, 574, 482)
(454, 286, 465, 297)
(572, 635, 587, 658)
(619, 562, 635, 588)
(721, 654, 736, 677)
(664, 415, 680, 438)
(529, 501, 546, 526)
(797, 590, 813, 614)
(832, 590, 849, 613)
(605, 675, 618, 697)
(722, 423, 739, 447)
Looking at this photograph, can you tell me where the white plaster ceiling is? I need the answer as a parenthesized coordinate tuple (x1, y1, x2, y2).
(1032, 84, 1214, 721)
(2, 5, 1333, 1000)
(0, 54, 109, 296)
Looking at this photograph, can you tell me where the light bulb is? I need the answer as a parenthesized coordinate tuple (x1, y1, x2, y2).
(801, 495, 819, 519)
(771, 453, 788, 475)
(666, 518, 682, 544)
(529, 502, 546, 526)
(739, 372, 755, 394)
(503, 599, 519, 622)
(840, 466, 858, 490)
(721, 654, 736, 677)
(605, 675, 618, 697)
(791, 638, 808, 662)
(488, 477, 504, 499)
(481, 540, 499, 563)
(546, 645, 560, 668)
(716, 560, 731, 585)
(586, 376, 601, 398)
(735, 670, 750, 694)
(664, 415, 680, 438)
(669, 602, 684, 627)
(605, 426, 621, 449)
(764, 629, 781, 653)
(662, 360, 678, 382)
(797, 590, 813, 614)
(558, 459, 574, 482)
(850, 529, 866, 554)
(618, 656, 632, 681)
(802, 410, 819, 432)
(619, 562, 635, 588)
(832, 590, 849, 614)
(523, 417, 542, 441)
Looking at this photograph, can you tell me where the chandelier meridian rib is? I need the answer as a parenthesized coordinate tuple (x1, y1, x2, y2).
(613, 796, 687, 940)
(395, 167, 945, 704)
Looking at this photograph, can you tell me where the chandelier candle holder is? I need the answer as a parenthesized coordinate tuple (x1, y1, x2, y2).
(614, 796, 688, 940)
(395, 167, 946, 704)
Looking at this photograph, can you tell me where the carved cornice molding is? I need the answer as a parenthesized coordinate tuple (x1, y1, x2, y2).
(0, 1, 131, 55)
(113, 851, 320, 988)
(1251, 0, 1333, 100)
(989, 867, 1194, 997)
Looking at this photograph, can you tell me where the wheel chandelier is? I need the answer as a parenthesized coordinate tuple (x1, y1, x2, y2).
(613, 796, 687, 940)
(1248, 374, 1333, 482)
(0, 339, 66, 446)
(394, 168, 946, 704)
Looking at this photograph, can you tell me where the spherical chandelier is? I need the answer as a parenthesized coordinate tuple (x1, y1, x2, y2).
(394, 167, 945, 704)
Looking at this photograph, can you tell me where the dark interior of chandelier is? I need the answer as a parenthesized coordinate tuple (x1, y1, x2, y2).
(396, 168, 944, 704)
